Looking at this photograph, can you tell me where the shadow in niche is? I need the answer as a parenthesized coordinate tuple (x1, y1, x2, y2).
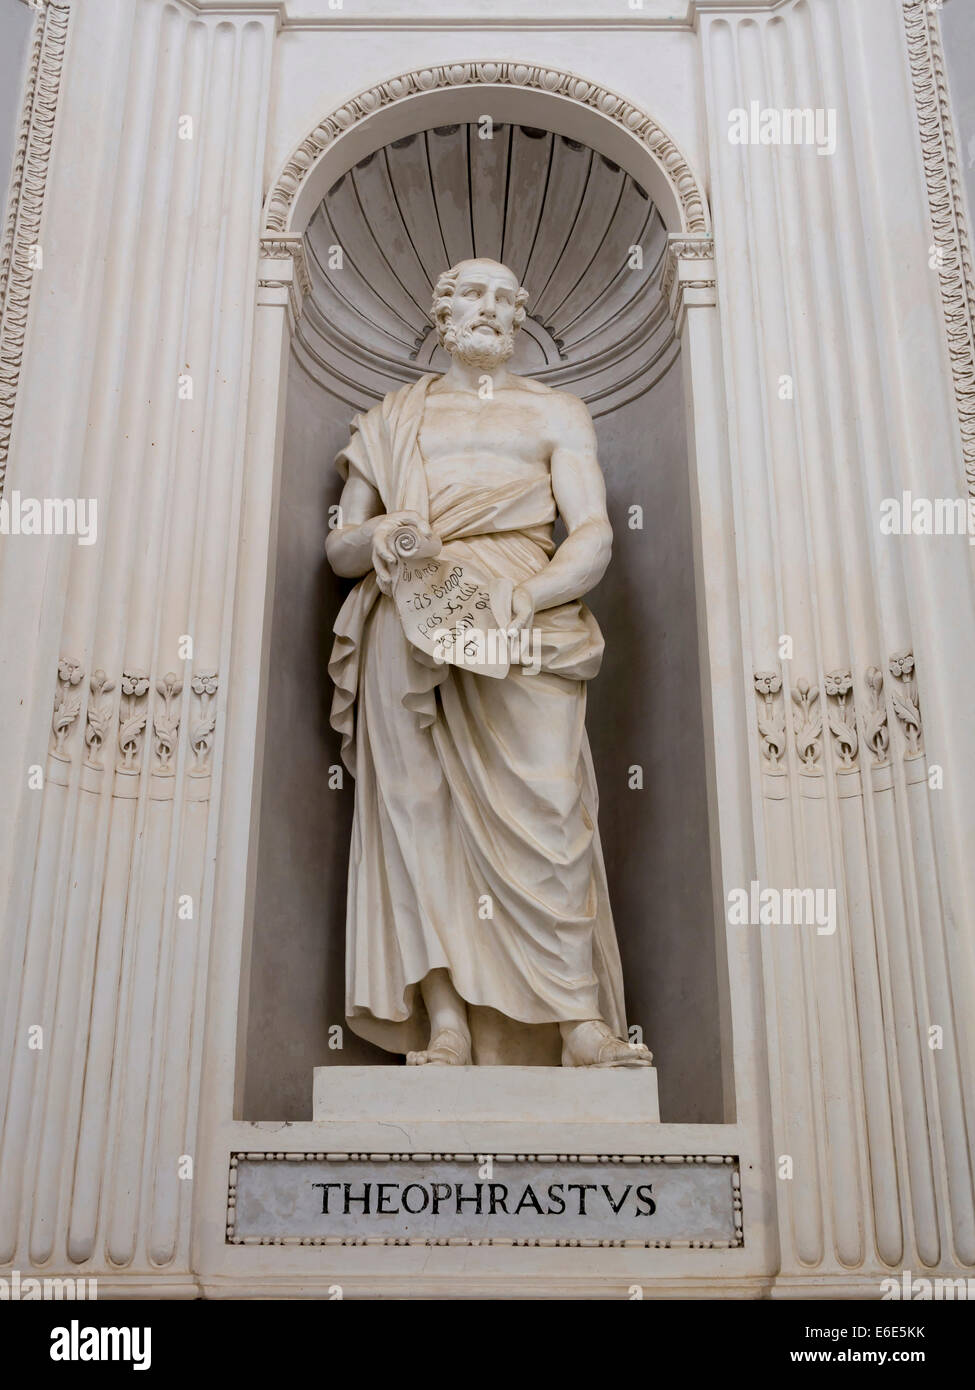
(585, 366, 722, 1125)
(313, 544, 407, 1074)
(241, 120, 722, 1124)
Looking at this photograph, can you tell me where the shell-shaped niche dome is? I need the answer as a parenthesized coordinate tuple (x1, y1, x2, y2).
(296, 122, 677, 416)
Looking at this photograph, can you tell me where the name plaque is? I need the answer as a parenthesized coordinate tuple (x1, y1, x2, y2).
(228, 1153, 742, 1248)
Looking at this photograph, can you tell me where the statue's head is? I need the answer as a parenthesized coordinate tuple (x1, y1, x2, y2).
(430, 258, 529, 369)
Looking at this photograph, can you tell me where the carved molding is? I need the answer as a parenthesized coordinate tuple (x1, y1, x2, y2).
(84, 668, 115, 769)
(51, 658, 220, 783)
(862, 666, 890, 766)
(0, 0, 71, 496)
(49, 661, 221, 795)
(903, 0, 975, 496)
(263, 62, 709, 239)
(756, 659, 924, 772)
(117, 671, 150, 772)
(754, 671, 786, 769)
(152, 672, 182, 774)
(791, 677, 823, 771)
(661, 235, 717, 313)
(51, 656, 83, 758)
(824, 669, 858, 769)
(888, 649, 923, 757)
(190, 671, 218, 775)
(258, 234, 312, 322)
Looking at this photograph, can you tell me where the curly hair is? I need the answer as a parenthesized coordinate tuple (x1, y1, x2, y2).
(430, 261, 529, 347)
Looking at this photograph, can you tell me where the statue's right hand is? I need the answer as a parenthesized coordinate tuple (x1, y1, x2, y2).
(370, 511, 439, 595)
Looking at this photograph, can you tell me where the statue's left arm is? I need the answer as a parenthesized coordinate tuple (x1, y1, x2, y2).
(518, 392, 613, 617)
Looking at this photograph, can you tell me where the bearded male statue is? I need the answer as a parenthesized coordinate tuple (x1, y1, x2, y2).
(325, 258, 652, 1071)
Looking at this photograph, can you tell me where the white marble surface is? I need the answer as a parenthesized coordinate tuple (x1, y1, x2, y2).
(313, 1065, 659, 1123)
(232, 1152, 734, 1245)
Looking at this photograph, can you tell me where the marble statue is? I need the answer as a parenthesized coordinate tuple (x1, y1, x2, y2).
(325, 258, 652, 1070)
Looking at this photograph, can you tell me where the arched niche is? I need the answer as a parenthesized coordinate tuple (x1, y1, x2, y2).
(264, 62, 710, 241)
(240, 66, 727, 1127)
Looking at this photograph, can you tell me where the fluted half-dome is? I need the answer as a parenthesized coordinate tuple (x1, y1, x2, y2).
(296, 122, 677, 416)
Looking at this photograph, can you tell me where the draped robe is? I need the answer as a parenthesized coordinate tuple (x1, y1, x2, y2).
(328, 375, 628, 1056)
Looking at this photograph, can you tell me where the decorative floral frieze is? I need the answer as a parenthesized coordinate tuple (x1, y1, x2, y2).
(84, 668, 115, 769)
(152, 672, 182, 774)
(190, 671, 218, 774)
(903, 0, 975, 497)
(263, 63, 708, 238)
(117, 671, 150, 772)
(791, 677, 823, 770)
(888, 649, 923, 756)
(50, 658, 220, 784)
(754, 660, 925, 770)
(862, 666, 890, 765)
(51, 656, 83, 756)
(0, 1, 71, 495)
(754, 670, 785, 768)
(824, 669, 858, 768)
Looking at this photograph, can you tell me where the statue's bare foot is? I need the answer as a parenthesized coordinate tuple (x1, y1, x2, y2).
(406, 1027, 472, 1066)
(560, 1020, 653, 1069)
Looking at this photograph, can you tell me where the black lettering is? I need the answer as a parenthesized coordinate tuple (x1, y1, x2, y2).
(375, 1182, 399, 1214)
(601, 1184, 633, 1215)
(343, 1182, 371, 1214)
(312, 1182, 341, 1215)
(546, 1184, 566, 1215)
(513, 1183, 544, 1215)
(635, 1184, 656, 1216)
(455, 1183, 483, 1213)
(401, 1183, 429, 1215)
(567, 1183, 598, 1216)
(488, 1183, 510, 1214)
(430, 1182, 452, 1214)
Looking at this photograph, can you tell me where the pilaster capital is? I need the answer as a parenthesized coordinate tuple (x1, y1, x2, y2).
(257, 236, 311, 324)
(662, 234, 716, 331)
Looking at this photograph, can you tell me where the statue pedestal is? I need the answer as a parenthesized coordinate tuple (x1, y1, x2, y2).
(312, 1065, 659, 1124)
(233, 1068, 742, 1252)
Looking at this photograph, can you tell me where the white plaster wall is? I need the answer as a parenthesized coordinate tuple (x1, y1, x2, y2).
(265, 24, 709, 219)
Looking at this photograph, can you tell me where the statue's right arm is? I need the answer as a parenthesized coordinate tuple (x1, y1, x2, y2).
(325, 474, 438, 593)
(324, 473, 386, 578)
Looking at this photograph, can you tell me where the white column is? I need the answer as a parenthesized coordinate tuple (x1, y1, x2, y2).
(700, 0, 975, 1282)
(0, 0, 278, 1280)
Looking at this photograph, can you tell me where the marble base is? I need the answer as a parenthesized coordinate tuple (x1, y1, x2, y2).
(312, 1065, 660, 1124)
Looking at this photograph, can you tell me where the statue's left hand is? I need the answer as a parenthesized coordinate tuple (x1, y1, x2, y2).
(507, 585, 535, 635)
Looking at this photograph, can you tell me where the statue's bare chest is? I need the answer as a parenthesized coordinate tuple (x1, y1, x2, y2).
(419, 392, 551, 473)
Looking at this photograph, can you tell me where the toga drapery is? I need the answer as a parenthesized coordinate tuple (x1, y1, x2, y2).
(328, 375, 628, 1055)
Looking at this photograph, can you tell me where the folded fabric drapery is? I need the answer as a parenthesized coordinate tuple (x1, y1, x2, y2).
(327, 375, 627, 1056)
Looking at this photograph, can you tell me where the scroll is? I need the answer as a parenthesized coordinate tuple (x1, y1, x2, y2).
(389, 524, 515, 679)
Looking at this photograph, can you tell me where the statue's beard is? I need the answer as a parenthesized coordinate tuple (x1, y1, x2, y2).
(444, 319, 516, 369)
